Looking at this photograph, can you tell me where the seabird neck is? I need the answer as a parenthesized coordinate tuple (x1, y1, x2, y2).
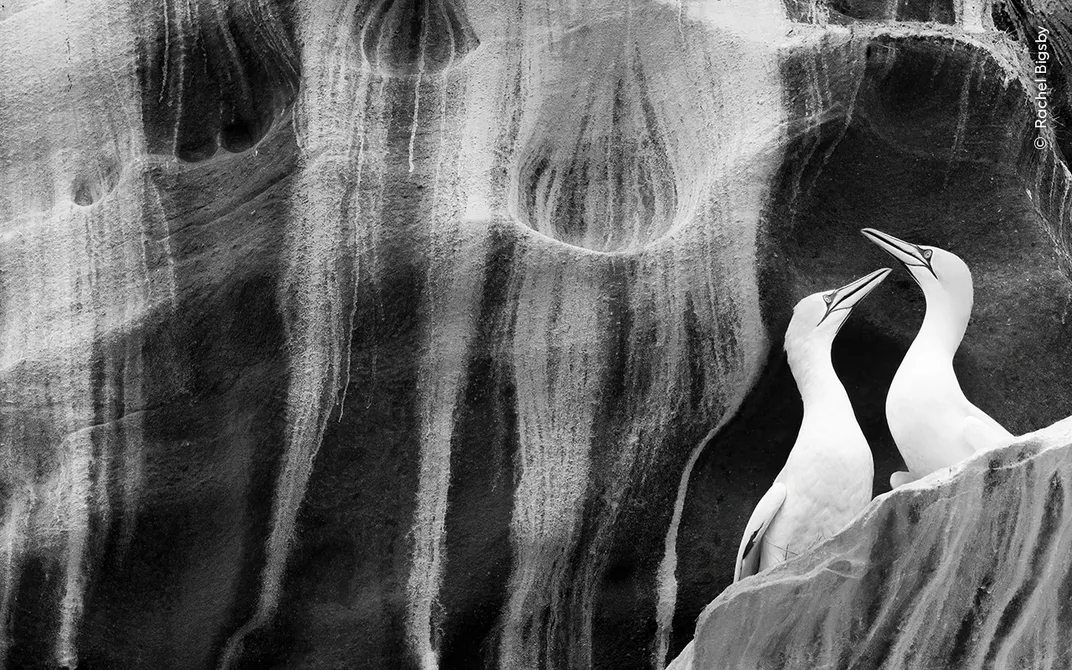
(787, 339, 852, 414)
(914, 288, 969, 359)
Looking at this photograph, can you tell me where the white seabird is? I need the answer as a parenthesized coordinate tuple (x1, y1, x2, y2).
(861, 228, 1014, 489)
(734, 268, 889, 582)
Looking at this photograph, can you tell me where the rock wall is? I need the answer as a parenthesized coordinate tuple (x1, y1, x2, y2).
(1, 0, 1071, 668)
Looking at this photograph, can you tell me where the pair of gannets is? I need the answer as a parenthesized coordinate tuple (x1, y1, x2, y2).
(735, 229, 1013, 581)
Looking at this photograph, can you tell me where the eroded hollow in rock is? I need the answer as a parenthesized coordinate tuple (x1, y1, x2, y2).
(138, 0, 300, 162)
(513, 48, 678, 253)
(72, 156, 122, 207)
(355, 0, 480, 76)
(219, 118, 267, 154)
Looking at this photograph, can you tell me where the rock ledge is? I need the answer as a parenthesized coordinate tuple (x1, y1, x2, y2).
(672, 415, 1072, 670)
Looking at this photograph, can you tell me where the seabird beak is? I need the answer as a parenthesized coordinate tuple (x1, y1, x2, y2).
(860, 228, 937, 279)
(818, 267, 892, 326)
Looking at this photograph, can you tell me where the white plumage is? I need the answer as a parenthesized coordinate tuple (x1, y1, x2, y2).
(735, 269, 887, 582)
(861, 228, 1014, 489)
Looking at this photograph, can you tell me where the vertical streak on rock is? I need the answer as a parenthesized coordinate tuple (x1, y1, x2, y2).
(499, 247, 607, 670)
(965, 470, 1066, 668)
(0, 490, 29, 667)
(949, 51, 980, 173)
(56, 430, 92, 669)
(648, 198, 769, 666)
(407, 1, 430, 174)
(401, 2, 516, 652)
(14, 203, 97, 670)
(118, 334, 146, 555)
(100, 173, 168, 562)
(653, 428, 715, 669)
(166, 0, 192, 153)
(0, 0, 162, 663)
(407, 226, 483, 670)
(956, 0, 992, 32)
(790, 46, 826, 209)
(405, 51, 490, 667)
(217, 2, 391, 666)
(408, 248, 485, 657)
(143, 175, 179, 310)
(884, 0, 898, 21)
(1059, 175, 1071, 247)
(882, 503, 965, 663)
(0, 193, 158, 667)
(54, 187, 152, 668)
(806, 42, 867, 199)
(94, 375, 117, 552)
(651, 2, 788, 666)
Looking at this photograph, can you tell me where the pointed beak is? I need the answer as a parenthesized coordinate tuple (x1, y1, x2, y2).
(860, 228, 937, 278)
(818, 267, 892, 325)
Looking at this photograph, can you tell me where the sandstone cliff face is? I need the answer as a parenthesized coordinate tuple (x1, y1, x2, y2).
(1, 0, 1071, 668)
(673, 416, 1072, 670)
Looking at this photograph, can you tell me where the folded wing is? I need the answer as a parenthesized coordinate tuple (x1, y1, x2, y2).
(734, 482, 787, 582)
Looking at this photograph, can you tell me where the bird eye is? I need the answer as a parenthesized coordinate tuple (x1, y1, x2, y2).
(823, 293, 834, 305)
(921, 248, 932, 260)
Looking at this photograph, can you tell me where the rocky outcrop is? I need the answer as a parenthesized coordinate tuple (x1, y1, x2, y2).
(672, 416, 1072, 670)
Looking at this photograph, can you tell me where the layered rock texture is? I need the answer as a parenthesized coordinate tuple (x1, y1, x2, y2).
(1, 0, 1072, 668)
(672, 417, 1072, 670)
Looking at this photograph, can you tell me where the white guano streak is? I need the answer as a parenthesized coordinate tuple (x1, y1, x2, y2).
(406, 227, 485, 668)
(651, 1, 788, 665)
(406, 59, 489, 669)
(218, 2, 387, 666)
(0, 0, 158, 662)
(404, 24, 511, 661)
(499, 249, 607, 670)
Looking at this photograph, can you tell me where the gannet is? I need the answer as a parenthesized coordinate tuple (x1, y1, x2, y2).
(861, 228, 1014, 489)
(734, 268, 888, 582)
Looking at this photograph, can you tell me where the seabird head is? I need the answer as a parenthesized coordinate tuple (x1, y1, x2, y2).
(784, 268, 892, 359)
(860, 228, 974, 336)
